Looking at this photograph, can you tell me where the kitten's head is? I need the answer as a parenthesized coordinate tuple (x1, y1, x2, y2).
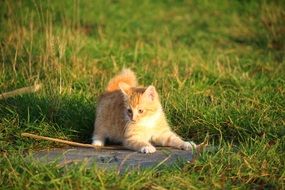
(119, 82, 161, 123)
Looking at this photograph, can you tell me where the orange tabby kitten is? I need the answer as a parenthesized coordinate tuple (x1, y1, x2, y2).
(92, 69, 197, 153)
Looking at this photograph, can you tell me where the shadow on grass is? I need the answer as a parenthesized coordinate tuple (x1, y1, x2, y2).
(0, 94, 96, 144)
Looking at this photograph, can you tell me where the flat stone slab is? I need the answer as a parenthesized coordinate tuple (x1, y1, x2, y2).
(31, 147, 194, 172)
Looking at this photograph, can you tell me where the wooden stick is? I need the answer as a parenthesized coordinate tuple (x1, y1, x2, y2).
(21, 132, 209, 152)
(21, 133, 126, 150)
(0, 83, 42, 100)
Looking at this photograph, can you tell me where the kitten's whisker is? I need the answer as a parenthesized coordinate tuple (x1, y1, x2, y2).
(122, 121, 131, 135)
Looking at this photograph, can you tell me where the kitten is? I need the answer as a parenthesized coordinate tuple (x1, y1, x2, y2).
(92, 69, 197, 153)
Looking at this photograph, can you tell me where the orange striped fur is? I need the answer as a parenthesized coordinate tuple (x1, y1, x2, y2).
(92, 69, 197, 153)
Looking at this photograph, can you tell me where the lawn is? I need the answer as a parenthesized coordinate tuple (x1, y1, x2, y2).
(0, 0, 285, 189)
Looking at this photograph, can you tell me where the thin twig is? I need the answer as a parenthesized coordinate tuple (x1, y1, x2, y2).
(21, 133, 127, 150)
(0, 83, 42, 100)
(196, 134, 209, 154)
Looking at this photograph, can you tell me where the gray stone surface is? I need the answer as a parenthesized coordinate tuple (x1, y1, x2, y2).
(32, 147, 194, 172)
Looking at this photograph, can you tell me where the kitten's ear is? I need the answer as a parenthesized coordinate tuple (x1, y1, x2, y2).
(143, 85, 157, 101)
(119, 82, 131, 95)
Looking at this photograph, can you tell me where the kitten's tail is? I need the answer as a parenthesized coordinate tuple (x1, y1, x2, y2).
(106, 69, 138, 92)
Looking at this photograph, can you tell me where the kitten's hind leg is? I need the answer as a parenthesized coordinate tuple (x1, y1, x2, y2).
(92, 135, 105, 147)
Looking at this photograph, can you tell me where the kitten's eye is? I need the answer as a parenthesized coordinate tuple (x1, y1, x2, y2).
(138, 109, 144, 114)
(127, 108, 133, 115)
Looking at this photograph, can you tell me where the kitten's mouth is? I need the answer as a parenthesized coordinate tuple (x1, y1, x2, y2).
(127, 120, 136, 125)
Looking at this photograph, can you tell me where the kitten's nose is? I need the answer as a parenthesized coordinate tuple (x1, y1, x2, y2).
(132, 115, 138, 122)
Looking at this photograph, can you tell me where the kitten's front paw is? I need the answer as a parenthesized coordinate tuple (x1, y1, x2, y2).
(92, 140, 104, 147)
(140, 145, 156, 154)
(181, 141, 197, 151)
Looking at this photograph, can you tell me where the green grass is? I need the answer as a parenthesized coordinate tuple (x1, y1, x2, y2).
(1, 0, 285, 189)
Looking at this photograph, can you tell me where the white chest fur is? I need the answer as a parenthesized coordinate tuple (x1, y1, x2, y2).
(137, 110, 161, 128)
